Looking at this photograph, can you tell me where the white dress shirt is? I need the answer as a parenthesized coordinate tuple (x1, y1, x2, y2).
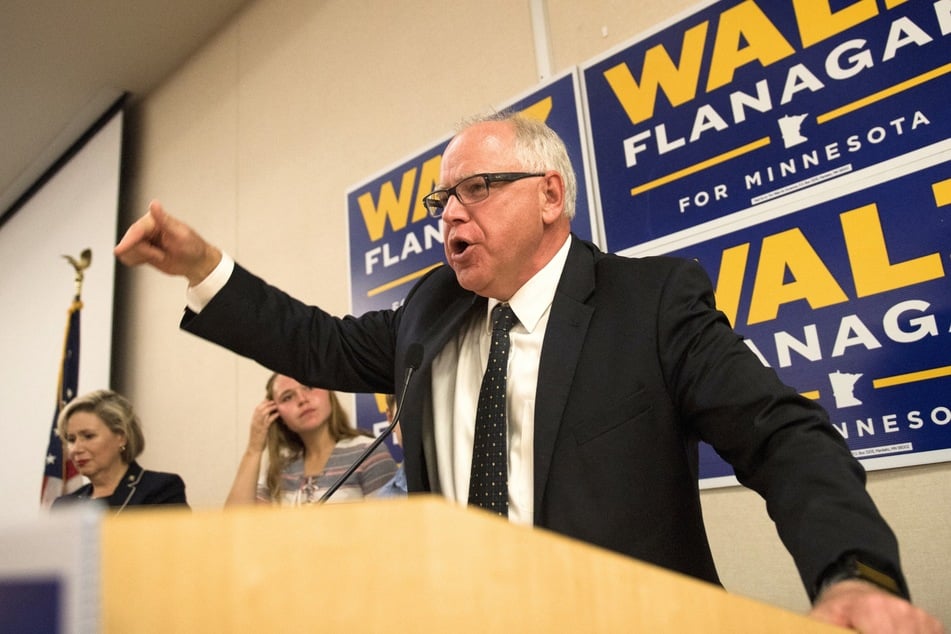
(433, 236, 571, 525)
(185, 252, 235, 313)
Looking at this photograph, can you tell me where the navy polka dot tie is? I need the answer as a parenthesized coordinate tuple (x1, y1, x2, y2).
(468, 303, 517, 516)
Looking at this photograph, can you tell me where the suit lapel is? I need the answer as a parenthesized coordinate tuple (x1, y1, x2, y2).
(533, 238, 596, 517)
(420, 295, 485, 368)
(112, 461, 145, 511)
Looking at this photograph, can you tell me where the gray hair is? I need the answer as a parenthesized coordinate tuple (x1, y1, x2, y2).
(458, 111, 577, 220)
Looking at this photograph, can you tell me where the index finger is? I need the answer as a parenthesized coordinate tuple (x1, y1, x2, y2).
(114, 200, 165, 264)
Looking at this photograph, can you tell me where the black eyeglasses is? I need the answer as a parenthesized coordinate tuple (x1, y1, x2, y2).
(422, 172, 545, 218)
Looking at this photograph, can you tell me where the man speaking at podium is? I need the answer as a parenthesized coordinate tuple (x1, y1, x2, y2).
(115, 112, 942, 633)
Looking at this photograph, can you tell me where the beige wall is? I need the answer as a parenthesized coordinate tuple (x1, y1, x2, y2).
(115, 0, 950, 624)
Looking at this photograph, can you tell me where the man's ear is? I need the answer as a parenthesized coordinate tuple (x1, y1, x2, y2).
(539, 171, 565, 224)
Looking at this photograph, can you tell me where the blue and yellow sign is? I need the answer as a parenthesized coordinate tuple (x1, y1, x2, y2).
(582, 0, 951, 483)
(583, 0, 949, 252)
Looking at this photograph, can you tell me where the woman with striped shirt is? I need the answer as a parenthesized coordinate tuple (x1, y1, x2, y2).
(225, 374, 397, 506)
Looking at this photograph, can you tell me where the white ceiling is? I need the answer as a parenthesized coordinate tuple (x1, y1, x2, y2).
(0, 0, 253, 219)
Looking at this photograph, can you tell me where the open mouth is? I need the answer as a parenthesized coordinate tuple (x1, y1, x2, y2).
(450, 237, 471, 256)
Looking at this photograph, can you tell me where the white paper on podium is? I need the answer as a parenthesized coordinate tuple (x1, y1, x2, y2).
(0, 504, 102, 634)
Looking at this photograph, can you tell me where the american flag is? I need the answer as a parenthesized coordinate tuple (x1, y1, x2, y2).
(40, 299, 84, 507)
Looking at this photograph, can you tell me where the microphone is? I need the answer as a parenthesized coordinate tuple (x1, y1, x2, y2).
(318, 343, 424, 503)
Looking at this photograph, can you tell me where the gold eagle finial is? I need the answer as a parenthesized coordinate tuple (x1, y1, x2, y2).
(62, 248, 92, 299)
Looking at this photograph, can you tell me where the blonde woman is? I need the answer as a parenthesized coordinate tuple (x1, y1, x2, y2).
(52, 389, 188, 512)
(226, 374, 397, 505)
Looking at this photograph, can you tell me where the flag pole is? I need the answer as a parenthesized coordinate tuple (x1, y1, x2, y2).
(58, 249, 92, 485)
(41, 249, 93, 506)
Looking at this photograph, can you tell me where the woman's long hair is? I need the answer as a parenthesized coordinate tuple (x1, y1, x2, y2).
(263, 373, 369, 501)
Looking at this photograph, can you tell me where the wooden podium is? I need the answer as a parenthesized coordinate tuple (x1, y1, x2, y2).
(101, 496, 845, 632)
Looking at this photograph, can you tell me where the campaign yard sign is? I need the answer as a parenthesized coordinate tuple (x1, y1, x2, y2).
(581, 0, 951, 484)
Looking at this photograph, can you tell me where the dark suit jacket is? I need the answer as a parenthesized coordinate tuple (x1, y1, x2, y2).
(183, 236, 903, 598)
(52, 461, 189, 511)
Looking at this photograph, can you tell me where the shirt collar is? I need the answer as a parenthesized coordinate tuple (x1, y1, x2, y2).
(485, 235, 571, 334)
